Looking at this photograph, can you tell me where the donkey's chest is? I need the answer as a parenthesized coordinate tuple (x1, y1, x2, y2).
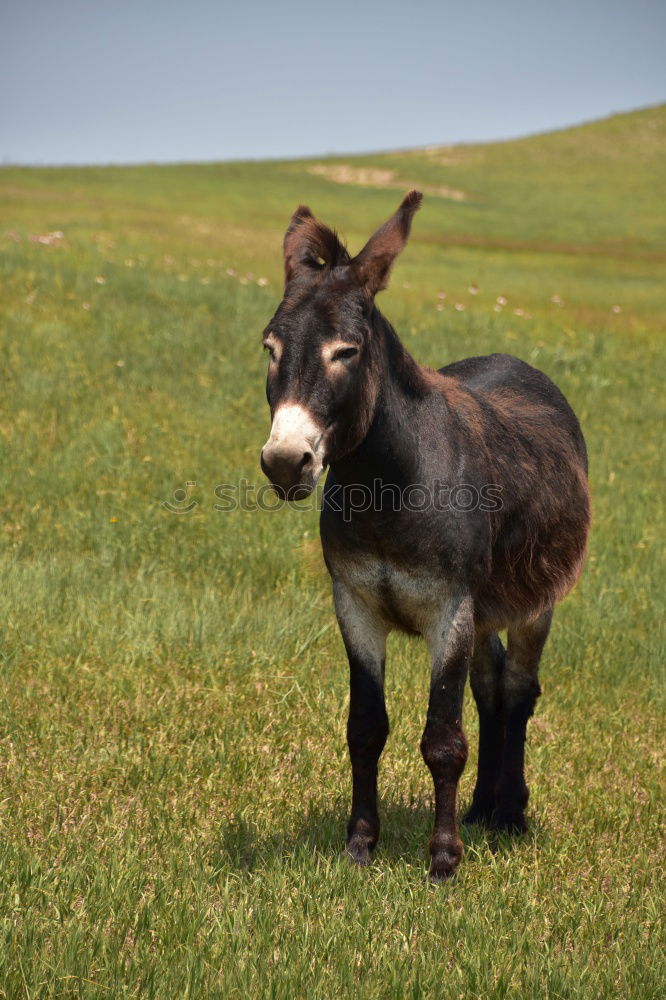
(328, 548, 449, 635)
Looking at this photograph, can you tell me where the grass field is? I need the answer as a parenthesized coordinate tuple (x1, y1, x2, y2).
(0, 104, 664, 998)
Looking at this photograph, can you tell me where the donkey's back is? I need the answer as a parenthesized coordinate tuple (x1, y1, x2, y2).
(440, 351, 587, 468)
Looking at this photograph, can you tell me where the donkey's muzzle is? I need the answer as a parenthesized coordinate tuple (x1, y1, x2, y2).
(260, 443, 317, 500)
(261, 403, 325, 501)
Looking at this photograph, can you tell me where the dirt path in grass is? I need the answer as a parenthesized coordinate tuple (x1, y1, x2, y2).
(307, 163, 467, 201)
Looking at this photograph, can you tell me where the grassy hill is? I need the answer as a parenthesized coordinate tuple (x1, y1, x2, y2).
(0, 106, 664, 998)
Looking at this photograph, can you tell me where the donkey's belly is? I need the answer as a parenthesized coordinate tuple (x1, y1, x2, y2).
(329, 548, 451, 636)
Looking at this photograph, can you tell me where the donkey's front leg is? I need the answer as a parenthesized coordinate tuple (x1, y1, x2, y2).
(421, 595, 474, 882)
(333, 582, 389, 867)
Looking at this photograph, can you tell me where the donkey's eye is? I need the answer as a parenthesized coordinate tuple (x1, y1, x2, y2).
(332, 346, 359, 362)
(263, 343, 276, 362)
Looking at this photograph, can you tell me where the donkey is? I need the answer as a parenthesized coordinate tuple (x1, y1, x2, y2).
(260, 192, 590, 881)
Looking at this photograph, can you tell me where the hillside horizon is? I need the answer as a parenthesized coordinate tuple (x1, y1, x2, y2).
(3, 102, 664, 169)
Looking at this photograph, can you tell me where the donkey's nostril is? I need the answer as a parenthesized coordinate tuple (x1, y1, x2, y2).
(261, 443, 316, 489)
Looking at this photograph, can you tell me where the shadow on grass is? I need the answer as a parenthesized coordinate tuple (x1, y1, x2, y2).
(213, 798, 548, 873)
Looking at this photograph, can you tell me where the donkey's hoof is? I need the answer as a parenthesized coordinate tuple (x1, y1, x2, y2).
(428, 837, 463, 882)
(428, 853, 460, 883)
(345, 837, 373, 867)
(462, 801, 495, 827)
(493, 809, 528, 835)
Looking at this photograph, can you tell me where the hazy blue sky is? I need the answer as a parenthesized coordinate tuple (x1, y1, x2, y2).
(1, 0, 664, 164)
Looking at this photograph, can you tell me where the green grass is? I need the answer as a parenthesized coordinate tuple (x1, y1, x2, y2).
(0, 104, 664, 998)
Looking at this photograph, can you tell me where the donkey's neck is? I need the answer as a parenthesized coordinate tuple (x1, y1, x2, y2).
(329, 309, 431, 487)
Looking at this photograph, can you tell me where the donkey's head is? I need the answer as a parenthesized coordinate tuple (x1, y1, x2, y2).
(260, 190, 422, 499)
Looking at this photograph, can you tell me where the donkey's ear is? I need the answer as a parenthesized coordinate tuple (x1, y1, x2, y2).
(283, 205, 314, 284)
(283, 204, 350, 286)
(353, 190, 423, 296)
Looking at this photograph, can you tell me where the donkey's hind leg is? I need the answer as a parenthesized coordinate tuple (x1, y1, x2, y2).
(464, 631, 506, 826)
(495, 609, 553, 832)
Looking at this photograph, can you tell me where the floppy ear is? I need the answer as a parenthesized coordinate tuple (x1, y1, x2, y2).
(283, 204, 350, 286)
(352, 190, 423, 296)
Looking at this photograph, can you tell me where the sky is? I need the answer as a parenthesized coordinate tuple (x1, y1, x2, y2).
(1, 0, 665, 165)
